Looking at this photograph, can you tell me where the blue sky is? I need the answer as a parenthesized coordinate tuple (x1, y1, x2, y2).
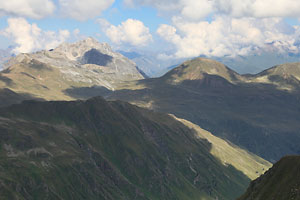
(0, 0, 167, 49)
(1, 0, 300, 60)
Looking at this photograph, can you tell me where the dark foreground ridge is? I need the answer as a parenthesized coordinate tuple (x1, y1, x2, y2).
(0, 97, 249, 200)
(238, 155, 300, 200)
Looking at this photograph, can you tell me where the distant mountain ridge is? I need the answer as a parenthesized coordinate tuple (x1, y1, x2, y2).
(163, 57, 300, 90)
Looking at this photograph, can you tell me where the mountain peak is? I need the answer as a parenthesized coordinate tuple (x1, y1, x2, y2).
(53, 37, 113, 61)
(163, 57, 242, 85)
(0, 38, 145, 101)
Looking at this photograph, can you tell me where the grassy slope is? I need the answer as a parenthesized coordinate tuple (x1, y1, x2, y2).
(0, 97, 251, 200)
(238, 156, 300, 200)
(172, 115, 272, 180)
(0, 58, 77, 101)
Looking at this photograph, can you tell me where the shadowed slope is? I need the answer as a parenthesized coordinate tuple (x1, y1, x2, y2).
(0, 97, 251, 200)
(238, 156, 300, 200)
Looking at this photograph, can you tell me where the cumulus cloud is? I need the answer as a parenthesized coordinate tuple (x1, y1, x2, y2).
(59, 0, 114, 21)
(157, 17, 300, 58)
(0, 0, 55, 19)
(98, 18, 152, 46)
(2, 18, 70, 54)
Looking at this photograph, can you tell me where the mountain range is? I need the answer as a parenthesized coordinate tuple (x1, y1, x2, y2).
(0, 38, 299, 199)
(117, 50, 300, 77)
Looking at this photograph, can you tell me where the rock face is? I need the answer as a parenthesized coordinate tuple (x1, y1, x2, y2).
(0, 38, 145, 101)
(238, 155, 300, 200)
(0, 97, 253, 200)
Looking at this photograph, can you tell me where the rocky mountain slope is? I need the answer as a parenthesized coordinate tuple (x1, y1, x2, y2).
(0, 96, 268, 200)
(108, 58, 300, 162)
(238, 155, 300, 200)
(0, 38, 145, 101)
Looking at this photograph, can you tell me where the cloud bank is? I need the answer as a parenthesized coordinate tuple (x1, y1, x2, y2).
(0, 0, 115, 21)
(0, 0, 55, 19)
(125, 0, 300, 58)
(125, 0, 300, 20)
(59, 0, 115, 21)
(157, 17, 300, 58)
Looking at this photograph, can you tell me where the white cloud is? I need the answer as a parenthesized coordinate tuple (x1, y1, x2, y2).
(59, 0, 114, 21)
(180, 0, 213, 20)
(0, 0, 55, 19)
(2, 18, 70, 54)
(124, 0, 180, 11)
(157, 17, 300, 58)
(215, 0, 300, 18)
(99, 18, 152, 46)
(126, 0, 300, 20)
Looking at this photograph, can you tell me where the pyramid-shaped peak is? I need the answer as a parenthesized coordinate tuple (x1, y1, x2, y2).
(163, 57, 242, 83)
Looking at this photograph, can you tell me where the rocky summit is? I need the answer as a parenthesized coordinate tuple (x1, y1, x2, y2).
(0, 38, 145, 101)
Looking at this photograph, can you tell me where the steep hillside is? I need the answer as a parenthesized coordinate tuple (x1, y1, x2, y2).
(0, 38, 144, 102)
(238, 156, 300, 200)
(0, 97, 253, 200)
(172, 116, 272, 180)
(108, 58, 300, 162)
